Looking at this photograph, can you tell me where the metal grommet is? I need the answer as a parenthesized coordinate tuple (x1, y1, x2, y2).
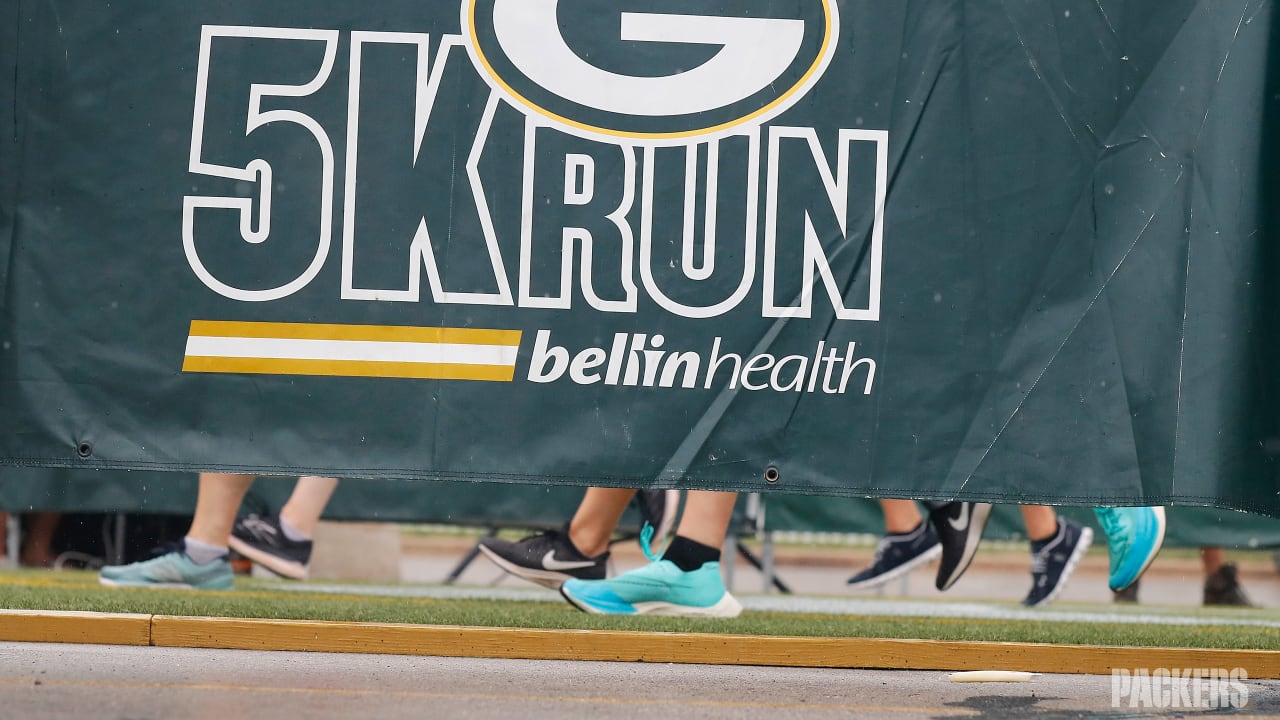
(76, 442, 93, 459)
(764, 466, 780, 483)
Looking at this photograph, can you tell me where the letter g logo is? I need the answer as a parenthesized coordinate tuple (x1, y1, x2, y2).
(463, 0, 838, 143)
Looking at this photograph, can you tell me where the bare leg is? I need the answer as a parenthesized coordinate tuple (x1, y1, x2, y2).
(186, 473, 256, 546)
(279, 476, 340, 538)
(1202, 546, 1226, 576)
(19, 512, 62, 567)
(880, 499, 923, 534)
(672, 490, 737, 548)
(1020, 505, 1058, 542)
(568, 487, 637, 557)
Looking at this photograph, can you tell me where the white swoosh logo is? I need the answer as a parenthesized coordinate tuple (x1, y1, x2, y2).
(541, 550, 597, 571)
(948, 507, 970, 532)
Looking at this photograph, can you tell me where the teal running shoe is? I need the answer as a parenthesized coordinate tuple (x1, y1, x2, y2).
(98, 545, 233, 590)
(560, 560, 742, 617)
(1093, 506, 1165, 592)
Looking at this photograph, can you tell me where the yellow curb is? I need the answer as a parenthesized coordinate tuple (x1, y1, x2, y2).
(151, 616, 1280, 676)
(5, 611, 1279, 677)
(0, 609, 151, 645)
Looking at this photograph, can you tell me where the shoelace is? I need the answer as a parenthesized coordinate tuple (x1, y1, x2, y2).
(147, 540, 185, 559)
(1030, 551, 1048, 574)
(1096, 512, 1131, 556)
(870, 536, 893, 565)
(640, 522, 659, 562)
(241, 515, 278, 536)
(1096, 512, 1120, 539)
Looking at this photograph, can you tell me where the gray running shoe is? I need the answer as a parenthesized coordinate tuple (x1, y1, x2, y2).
(99, 541, 233, 590)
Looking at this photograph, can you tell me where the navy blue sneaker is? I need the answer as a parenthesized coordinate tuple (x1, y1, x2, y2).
(1022, 518, 1092, 607)
(847, 522, 942, 590)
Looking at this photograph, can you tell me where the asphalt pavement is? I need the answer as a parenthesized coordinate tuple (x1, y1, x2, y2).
(5, 642, 1277, 720)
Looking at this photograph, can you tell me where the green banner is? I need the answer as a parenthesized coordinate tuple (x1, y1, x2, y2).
(3, 468, 1277, 549)
(0, 0, 16, 307)
(2, 1, 1279, 515)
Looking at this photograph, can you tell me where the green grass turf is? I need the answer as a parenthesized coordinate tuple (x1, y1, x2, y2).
(1, 569, 1276, 650)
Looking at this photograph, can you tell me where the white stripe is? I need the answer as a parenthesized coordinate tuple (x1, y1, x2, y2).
(185, 336, 519, 366)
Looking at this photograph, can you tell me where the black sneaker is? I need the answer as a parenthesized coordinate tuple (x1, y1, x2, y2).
(634, 489, 681, 555)
(227, 513, 313, 580)
(1112, 578, 1140, 604)
(930, 502, 993, 591)
(477, 527, 608, 589)
(847, 522, 942, 590)
(1204, 563, 1253, 606)
(1022, 517, 1093, 607)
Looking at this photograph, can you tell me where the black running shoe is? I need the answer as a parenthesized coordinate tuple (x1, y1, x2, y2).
(227, 513, 313, 580)
(847, 521, 942, 590)
(1204, 563, 1254, 607)
(634, 489, 681, 555)
(477, 527, 608, 589)
(1022, 517, 1092, 607)
(929, 502, 993, 591)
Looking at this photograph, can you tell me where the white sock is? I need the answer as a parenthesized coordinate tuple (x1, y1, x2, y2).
(279, 515, 311, 542)
(182, 536, 228, 565)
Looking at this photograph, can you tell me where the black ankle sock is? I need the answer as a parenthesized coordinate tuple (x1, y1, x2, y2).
(558, 524, 593, 559)
(1029, 519, 1062, 553)
(663, 535, 720, 571)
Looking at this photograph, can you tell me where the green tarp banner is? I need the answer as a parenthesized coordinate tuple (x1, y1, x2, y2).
(2, 468, 1276, 549)
(3, 1, 1279, 515)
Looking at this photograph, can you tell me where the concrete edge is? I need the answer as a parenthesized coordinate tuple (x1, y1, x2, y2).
(2, 610, 1278, 677)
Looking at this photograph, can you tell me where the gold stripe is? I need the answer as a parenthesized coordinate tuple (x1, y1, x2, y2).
(182, 356, 516, 381)
(188, 320, 521, 346)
